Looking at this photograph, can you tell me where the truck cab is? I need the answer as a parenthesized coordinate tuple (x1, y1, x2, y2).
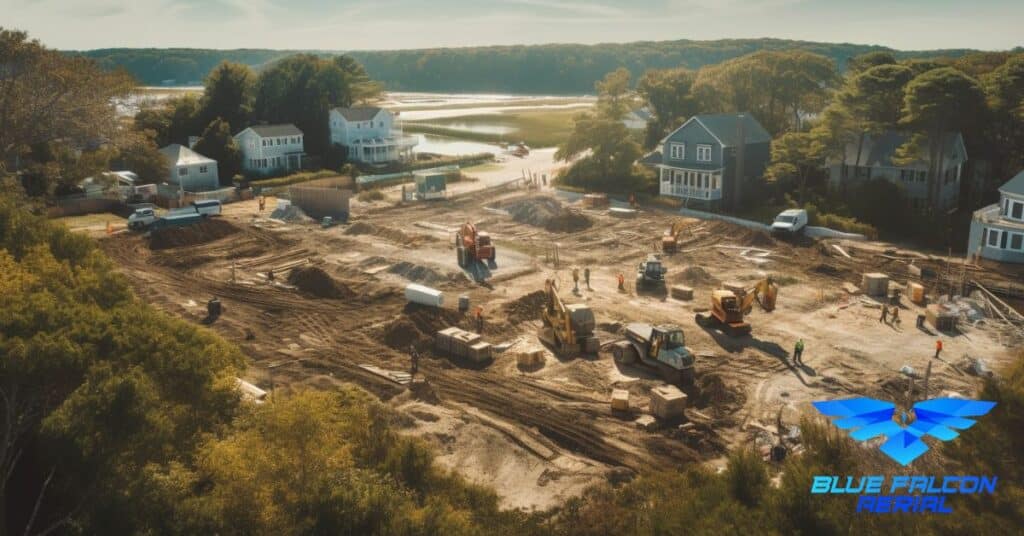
(127, 207, 157, 230)
(617, 322, 695, 385)
(637, 255, 666, 288)
(771, 209, 808, 235)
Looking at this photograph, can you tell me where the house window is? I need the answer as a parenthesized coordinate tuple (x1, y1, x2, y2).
(199, 165, 208, 173)
(917, 171, 926, 182)
(988, 229, 1001, 247)
(1012, 200, 1023, 220)
(1011, 233, 1024, 251)
(669, 143, 685, 160)
(696, 144, 712, 162)
(178, 167, 188, 176)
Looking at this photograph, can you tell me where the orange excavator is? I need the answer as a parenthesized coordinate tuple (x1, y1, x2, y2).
(695, 277, 778, 336)
(456, 222, 496, 268)
(661, 219, 689, 253)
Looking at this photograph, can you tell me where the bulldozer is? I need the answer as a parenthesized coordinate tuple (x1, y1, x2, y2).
(636, 254, 667, 290)
(695, 277, 778, 336)
(456, 222, 496, 268)
(611, 323, 695, 385)
(661, 219, 689, 253)
(539, 279, 600, 356)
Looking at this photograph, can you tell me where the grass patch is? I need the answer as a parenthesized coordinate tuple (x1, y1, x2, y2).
(393, 97, 593, 112)
(54, 212, 127, 229)
(357, 189, 386, 202)
(249, 170, 341, 189)
(405, 109, 579, 148)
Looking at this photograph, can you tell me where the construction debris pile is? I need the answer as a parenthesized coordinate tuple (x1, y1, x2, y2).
(287, 266, 355, 299)
(503, 196, 592, 232)
(270, 202, 311, 222)
(149, 219, 238, 250)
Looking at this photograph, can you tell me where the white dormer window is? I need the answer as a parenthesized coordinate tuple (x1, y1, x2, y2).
(696, 145, 712, 162)
(669, 143, 685, 159)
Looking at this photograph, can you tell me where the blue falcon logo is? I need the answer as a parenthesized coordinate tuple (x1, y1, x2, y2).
(812, 397, 996, 466)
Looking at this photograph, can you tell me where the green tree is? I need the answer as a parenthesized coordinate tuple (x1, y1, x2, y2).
(896, 67, 987, 210)
(199, 62, 255, 132)
(193, 118, 242, 185)
(845, 50, 897, 74)
(117, 129, 170, 184)
(766, 131, 825, 203)
(637, 67, 698, 148)
(0, 28, 134, 169)
(594, 67, 633, 121)
(982, 53, 1024, 179)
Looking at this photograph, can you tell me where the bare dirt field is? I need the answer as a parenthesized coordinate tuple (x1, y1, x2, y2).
(97, 187, 1022, 511)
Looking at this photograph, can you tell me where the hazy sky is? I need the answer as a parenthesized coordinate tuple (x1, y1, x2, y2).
(4, 0, 1022, 51)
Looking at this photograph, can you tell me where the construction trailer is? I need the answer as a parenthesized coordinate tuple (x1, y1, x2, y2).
(289, 178, 353, 222)
(414, 171, 448, 200)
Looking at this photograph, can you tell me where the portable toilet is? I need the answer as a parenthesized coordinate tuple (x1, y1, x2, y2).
(414, 171, 447, 200)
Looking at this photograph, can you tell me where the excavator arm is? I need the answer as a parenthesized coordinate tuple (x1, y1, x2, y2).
(741, 277, 778, 313)
(543, 279, 575, 346)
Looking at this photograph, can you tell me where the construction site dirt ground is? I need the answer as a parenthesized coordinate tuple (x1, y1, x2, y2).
(97, 187, 1022, 511)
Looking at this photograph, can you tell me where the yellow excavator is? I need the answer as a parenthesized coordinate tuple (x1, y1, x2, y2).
(539, 279, 600, 355)
(695, 277, 778, 336)
(661, 219, 689, 253)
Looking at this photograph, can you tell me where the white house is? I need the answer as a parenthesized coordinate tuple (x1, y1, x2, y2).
(234, 124, 305, 177)
(159, 144, 219, 192)
(329, 107, 417, 164)
(622, 107, 653, 130)
(967, 170, 1024, 264)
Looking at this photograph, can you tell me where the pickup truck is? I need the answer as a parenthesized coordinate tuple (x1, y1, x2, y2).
(127, 207, 158, 230)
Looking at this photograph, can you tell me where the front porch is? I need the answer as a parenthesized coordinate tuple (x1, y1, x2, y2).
(659, 166, 723, 201)
(349, 135, 418, 164)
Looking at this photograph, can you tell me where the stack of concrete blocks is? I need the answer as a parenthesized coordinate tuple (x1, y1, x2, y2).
(671, 285, 694, 300)
(862, 273, 890, 297)
(925, 304, 957, 332)
(611, 389, 630, 412)
(906, 282, 925, 304)
(517, 350, 545, 368)
(583, 193, 609, 208)
(649, 385, 688, 420)
(436, 327, 493, 363)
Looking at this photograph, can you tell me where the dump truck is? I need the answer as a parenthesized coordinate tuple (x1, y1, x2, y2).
(456, 222, 496, 268)
(636, 254, 667, 290)
(661, 219, 689, 253)
(695, 277, 778, 336)
(538, 279, 599, 356)
(611, 323, 695, 385)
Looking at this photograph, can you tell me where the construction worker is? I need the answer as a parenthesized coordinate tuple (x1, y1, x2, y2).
(475, 306, 484, 333)
(934, 339, 943, 359)
(879, 305, 888, 323)
(542, 174, 547, 187)
(617, 273, 625, 292)
(409, 345, 420, 376)
(793, 338, 805, 366)
(891, 306, 900, 325)
(572, 267, 580, 292)
(258, 196, 266, 212)
(584, 267, 591, 290)
(267, 269, 275, 283)
(629, 193, 637, 209)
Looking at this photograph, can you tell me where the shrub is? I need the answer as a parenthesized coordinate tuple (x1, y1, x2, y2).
(357, 189, 386, 202)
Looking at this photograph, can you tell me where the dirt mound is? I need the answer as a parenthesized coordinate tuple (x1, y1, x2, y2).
(270, 204, 311, 222)
(674, 266, 719, 286)
(381, 303, 465, 350)
(346, 222, 431, 245)
(693, 373, 745, 416)
(149, 219, 239, 250)
(287, 266, 355, 299)
(503, 196, 592, 232)
(502, 290, 547, 324)
(387, 262, 456, 286)
(706, 221, 775, 248)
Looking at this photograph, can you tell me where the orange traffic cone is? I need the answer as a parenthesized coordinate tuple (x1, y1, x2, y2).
(106, 221, 113, 235)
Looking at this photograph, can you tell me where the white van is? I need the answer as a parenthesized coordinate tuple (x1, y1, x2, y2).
(127, 207, 158, 230)
(771, 209, 808, 235)
(191, 200, 222, 217)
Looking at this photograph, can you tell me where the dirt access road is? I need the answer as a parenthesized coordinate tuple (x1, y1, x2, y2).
(98, 188, 1019, 511)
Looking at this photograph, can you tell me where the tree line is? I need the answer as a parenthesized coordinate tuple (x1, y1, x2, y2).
(75, 39, 986, 95)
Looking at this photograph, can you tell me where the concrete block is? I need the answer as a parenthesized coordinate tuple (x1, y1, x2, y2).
(907, 282, 925, 304)
(862, 272, 889, 297)
(468, 342, 492, 363)
(650, 385, 687, 420)
(611, 389, 630, 411)
(926, 304, 957, 332)
(517, 350, 545, 368)
(671, 285, 694, 300)
(635, 414, 659, 431)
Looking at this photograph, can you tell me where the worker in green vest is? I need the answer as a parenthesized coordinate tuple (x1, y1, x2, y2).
(793, 339, 805, 367)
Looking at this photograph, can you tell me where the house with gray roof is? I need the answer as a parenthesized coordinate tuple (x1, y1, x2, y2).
(234, 123, 305, 177)
(329, 107, 417, 164)
(159, 144, 219, 192)
(654, 113, 771, 208)
(967, 170, 1024, 264)
(828, 131, 966, 212)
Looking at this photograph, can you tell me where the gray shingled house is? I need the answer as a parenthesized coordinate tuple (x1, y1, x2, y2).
(654, 113, 771, 209)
